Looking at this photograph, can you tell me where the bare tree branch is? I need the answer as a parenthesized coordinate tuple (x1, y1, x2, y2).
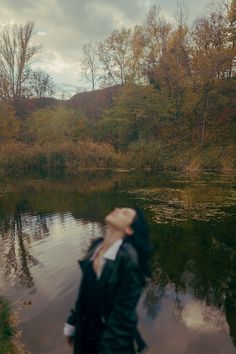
(0, 21, 41, 104)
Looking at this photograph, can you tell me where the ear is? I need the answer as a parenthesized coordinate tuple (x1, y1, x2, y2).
(125, 226, 134, 236)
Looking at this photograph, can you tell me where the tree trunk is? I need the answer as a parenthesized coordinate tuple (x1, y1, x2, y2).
(200, 84, 209, 150)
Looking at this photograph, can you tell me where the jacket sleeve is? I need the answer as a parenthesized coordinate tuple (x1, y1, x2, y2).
(99, 258, 143, 354)
(66, 285, 81, 327)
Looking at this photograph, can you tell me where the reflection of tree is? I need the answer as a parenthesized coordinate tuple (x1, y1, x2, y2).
(147, 217, 236, 346)
(30, 213, 50, 240)
(143, 284, 164, 319)
(0, 213, 50, 289)
(15, 214, 37, 288)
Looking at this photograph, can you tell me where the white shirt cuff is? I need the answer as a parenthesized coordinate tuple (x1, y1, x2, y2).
(63, 323, 76, 337)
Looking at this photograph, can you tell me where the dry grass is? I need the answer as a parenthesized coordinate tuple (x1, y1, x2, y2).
(0, 140, 120, 174)
(0, 297, 30, 354)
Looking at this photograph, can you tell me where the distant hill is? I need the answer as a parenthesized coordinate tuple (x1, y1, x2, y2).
(14, 96, 60, 117)
(15, 85, 121, 119)
(32, 97, 60, 109)
(66, 85, 121, 120)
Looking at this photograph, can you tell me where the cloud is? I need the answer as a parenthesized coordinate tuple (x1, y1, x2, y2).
(37, 31, 47, 36)
(181, 300, 228, 332)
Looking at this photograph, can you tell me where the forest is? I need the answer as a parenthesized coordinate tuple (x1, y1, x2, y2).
(0, 1, 235, 175)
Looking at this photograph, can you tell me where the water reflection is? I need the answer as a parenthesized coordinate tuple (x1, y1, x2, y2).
(0, 213, 51, 288)
(0, 172, 235, 353)
(140, 284, 236, 354)
(144, 216, 236, 349)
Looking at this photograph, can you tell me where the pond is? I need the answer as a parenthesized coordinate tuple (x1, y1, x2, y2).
(0, 171, 236, 354)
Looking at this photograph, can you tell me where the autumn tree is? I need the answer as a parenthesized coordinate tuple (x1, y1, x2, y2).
(227, 0, 236, 77)
(156, 24, 191, 119)
(191, 3, 235, 149)
(0, 22, 40, 105)
(141, 6, 172, 81)
(98, 27, 131, 85)
(142, 5, 191, 119)
(81, 41, 100, 91)
(126, 25, 146, 84)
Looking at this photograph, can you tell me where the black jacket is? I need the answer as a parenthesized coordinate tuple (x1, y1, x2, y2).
(67, 237, 145, 354)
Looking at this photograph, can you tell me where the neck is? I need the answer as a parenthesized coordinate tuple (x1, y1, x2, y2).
(103, 225, 124, 250)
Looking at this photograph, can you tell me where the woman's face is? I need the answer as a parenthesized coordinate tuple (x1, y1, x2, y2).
(105, 207, 136, 234)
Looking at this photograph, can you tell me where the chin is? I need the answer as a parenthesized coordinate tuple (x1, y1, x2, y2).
(105, 214, 118, 229)
(104, 214, 112, 224)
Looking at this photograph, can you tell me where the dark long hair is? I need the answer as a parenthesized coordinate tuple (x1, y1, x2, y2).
(125, 208, 152, 278)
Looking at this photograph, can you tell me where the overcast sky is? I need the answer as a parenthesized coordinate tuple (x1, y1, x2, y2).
(0, 0, 210, 97)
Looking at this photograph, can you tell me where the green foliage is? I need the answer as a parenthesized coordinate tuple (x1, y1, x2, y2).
(28, 105, 88, 145)
(98, 84, 175, 149)
(0, 297, 14, 354)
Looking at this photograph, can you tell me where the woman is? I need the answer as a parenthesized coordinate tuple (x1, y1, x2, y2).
(64, 207, 151, 354)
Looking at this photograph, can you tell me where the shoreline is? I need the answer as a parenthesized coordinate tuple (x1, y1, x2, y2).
(0, 297, 30, 354)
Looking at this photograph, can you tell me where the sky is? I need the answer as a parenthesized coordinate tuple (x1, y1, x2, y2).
(0, 0, 210, 97)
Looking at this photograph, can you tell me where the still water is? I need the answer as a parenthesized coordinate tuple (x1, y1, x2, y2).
(0, 171, 236, 354)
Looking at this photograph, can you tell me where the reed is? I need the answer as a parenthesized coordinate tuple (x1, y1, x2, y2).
(0, 140, 120, 175)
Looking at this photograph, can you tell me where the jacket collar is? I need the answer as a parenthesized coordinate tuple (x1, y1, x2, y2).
(102, 239, 123, 261)
(79, 238, 123, 273)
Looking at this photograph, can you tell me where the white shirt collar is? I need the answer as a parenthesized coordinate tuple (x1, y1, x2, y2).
(103, 238, 123, 261)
